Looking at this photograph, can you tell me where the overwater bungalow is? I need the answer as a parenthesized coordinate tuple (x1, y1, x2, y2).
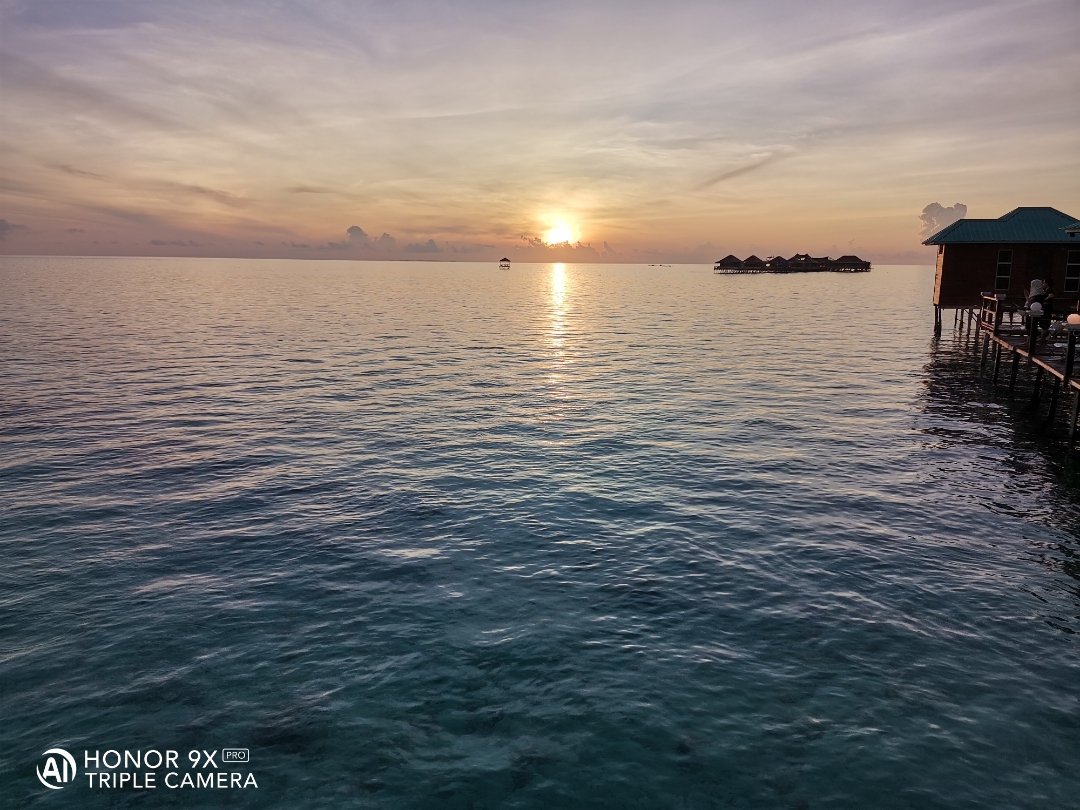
(924, 206, 1080, 311)
(832, 255, 872, 272)
(713, 252, 871, 274)
(499, 257, 511, 269)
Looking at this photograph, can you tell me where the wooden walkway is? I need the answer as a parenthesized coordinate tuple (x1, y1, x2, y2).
(955, 295, 1080, 448)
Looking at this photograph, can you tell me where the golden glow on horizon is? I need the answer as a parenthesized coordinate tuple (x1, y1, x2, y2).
(543, 222, 577, 245)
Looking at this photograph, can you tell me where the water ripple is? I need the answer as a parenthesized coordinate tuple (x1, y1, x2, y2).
(1, 258, 1078, 808)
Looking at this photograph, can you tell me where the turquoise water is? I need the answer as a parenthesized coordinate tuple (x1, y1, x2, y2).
(2, 258, 1078, 808)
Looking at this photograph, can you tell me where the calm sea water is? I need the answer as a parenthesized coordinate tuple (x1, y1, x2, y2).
(2, 258, 1078, 809)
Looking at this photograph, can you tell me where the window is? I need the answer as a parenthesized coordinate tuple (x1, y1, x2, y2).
(1066, 250, 1080, 293)
(995, 249, 1012, 291)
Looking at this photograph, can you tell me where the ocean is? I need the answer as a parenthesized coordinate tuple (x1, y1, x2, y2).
(2, 257, 1078, 808)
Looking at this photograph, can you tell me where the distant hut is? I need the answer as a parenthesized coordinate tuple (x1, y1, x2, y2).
(743, 255, 766, 268)
(499, 257, 511, 270)
(767, 255, 790, 269)
(830, 255, 871, 272)
(715, 255, 743, 269)
(923, 207, 1080, 307)
(788, 253, 812, 266)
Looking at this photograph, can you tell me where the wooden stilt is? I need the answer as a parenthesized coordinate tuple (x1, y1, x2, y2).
(1069, 392, 1079, 449)
(1046, 377, 1062, 426)
(1029, 366, 1044, 410)
(980, 332, 990, 369)
(1008, 352, 1020, 395)
(992, 343, 1001, 385)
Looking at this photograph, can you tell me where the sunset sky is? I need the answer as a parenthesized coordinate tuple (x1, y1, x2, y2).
(1, 0, 1077, 262)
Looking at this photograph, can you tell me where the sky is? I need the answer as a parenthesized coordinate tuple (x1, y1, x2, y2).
(1, 0, 1077, 263)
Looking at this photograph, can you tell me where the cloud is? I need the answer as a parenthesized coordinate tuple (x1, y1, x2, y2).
(347, 225, 369, 242)
(405, 238, 441, 253)
(321, 241, 350, 250)
(0, 52, 181, 131)
(515, 235, 602, 261)
(83, 205, 162, 226)
(602, 241, 620, 258)
(167, 182, 251, 208)
(15, 0, 152, 30)
(288, 185, 335, 194)
(0, 219, 26, 240)
(378, 233, 396, 248)
(53, 163, 105, 179)
(66, 227, 86, 232)
(450, 243, 493, 254)
(696, 152, 787, 191)
(919, 202, 967, 237)
(149, 239, 198, 246)
(50, 164, 251, 209)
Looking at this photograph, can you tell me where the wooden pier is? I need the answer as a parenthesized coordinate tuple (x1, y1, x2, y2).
(949, 294, 1080, 448)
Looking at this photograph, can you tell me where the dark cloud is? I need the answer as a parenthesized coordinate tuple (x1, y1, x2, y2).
(516, 235, 602, 261)
(66, 227, 86, 232)
(347, 225, 369, 242)
(697, 153, 787, 191)
(919, 202, 967, 237)
(53, 164, 105, 179)
(51, 164, 249, 208)
(167, 182, 251, 208)
(405, 239, 441, 253)
(0, 219, 26, 240)
(321, 241, 350, 250)
(83, 205, 162, 225)
(149, 239, 198, 246)
(378, 233, 396, 248)
(287, 185, 335, 194)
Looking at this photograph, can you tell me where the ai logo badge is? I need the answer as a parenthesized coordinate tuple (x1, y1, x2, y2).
(37, 748, 77, 789)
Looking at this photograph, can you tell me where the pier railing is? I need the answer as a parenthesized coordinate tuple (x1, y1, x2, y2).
(973, 293, 1080, 446)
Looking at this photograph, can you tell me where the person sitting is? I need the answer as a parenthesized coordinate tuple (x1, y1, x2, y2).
(1026, 279, 1056, 348)
(1026, 279, 1054, 315)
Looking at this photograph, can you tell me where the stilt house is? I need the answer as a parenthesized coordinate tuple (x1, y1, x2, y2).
(923, 207, 1080, 308)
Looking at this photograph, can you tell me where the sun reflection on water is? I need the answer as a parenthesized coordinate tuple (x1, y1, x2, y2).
(549, 263, 569, 411)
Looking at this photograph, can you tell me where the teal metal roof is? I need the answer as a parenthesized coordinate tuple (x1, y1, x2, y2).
(922, 207, 1079, 245)
(1066, 221, 1080, 233)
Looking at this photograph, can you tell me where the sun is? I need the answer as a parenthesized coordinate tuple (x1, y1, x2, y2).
(543, 222, 576, 245)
